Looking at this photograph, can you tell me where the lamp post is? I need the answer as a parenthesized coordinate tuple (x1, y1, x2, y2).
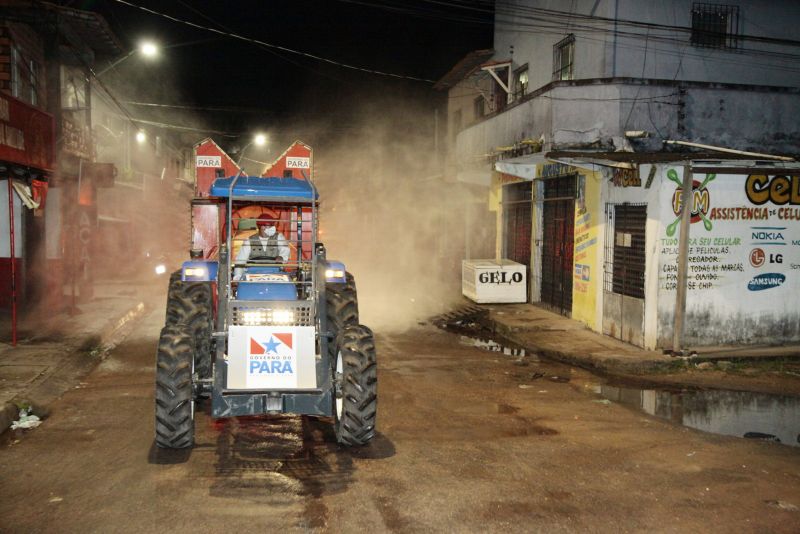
(96, 40, 159, 77)
(236, 133, 267, 167)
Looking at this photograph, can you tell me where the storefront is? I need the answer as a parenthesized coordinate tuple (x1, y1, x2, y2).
(493, 152, 800, 350)
(0, 94, 55, 313)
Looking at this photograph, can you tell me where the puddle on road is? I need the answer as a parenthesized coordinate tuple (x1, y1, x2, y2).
(594, 384, 800, 447)
(459, 336, 528, 358)
(435, 306, 800, 448)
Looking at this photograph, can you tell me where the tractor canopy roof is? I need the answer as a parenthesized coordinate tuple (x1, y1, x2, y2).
(210, 176, 318, 201)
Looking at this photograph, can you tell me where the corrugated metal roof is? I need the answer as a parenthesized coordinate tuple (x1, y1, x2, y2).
(434, 49, 494, 90)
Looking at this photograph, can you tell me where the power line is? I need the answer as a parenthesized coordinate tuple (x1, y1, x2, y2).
(121, 100, 282, 115)
(172, 0, 351, 86)
(344, 0, 800, 68)
(109, 0, 436, 83)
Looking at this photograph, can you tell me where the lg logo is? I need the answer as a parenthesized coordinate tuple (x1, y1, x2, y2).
(749, 248, 782, 268)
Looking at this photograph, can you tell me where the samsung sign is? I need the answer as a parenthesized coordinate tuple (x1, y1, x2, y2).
(747, 273, 786, 291)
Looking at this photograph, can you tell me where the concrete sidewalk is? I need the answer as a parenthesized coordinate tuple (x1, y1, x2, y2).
(485, 303, 800, 374)
(0, 280, 152, 434)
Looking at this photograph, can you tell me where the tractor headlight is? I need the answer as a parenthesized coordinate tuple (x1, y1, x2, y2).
(271, 309, 294, 325)
(184, 266, 208, 279)
(239, 309, 295, 326)
(241, 310, 268, 325)
(325, 268, 344, 279)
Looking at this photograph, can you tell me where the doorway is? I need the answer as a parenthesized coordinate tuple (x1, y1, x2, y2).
(539, 175, 576, 316)
(602, 203, 647, 346)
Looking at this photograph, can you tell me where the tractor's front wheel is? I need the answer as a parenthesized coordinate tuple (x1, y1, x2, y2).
(165, 279, 213, 379)
(155, 325, 195, 449)
(326, 272, 359, 356)
(333, 324, 377, 446)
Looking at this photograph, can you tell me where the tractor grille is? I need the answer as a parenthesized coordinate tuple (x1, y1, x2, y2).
(229, 300, 314, 326)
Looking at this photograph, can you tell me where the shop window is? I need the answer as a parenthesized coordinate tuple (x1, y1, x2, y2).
(552, 34, 575, 81)
(691, 3, 739, 49)
(514, 65, 529, 100)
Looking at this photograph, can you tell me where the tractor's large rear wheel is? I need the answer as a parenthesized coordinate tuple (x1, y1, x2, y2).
(333, 324, 377, 446)
(155, 325, 195, 449)
(326, 271, 359, 356)
(165, 276, 213, 379)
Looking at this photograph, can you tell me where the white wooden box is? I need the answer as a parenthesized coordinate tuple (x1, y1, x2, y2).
(462, 259, 527, 303)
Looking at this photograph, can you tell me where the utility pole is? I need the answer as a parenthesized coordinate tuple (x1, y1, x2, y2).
(672, 164, 693, 355)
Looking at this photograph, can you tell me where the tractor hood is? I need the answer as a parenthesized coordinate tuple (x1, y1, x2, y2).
(210, 176, 318, 201)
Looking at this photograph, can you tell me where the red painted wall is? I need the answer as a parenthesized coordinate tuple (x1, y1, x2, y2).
(262, 141, 312, 180)
(194, 138, 241, 197)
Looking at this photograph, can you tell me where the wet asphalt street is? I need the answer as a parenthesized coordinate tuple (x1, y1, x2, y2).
(1, 303, 800, 533)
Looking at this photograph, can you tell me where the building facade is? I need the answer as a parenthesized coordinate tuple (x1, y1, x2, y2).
(440, 0, 800, 350)
(0, 2, 122, 316)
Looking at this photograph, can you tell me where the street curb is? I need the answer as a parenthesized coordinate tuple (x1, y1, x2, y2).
(0, 300, 147, 436)
(491, 321, 677, 376)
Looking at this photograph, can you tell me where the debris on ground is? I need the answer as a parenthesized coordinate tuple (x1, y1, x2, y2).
(696, 362, 714, 370)
(593, 399, 612, 405)
(11, 408, 41, 430)
(765, 500, 799, 512)
(548, 375, 570, 383)
(716, 360, 733, 370)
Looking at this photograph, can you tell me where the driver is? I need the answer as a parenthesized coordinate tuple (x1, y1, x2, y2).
(234, 218, 291, 280)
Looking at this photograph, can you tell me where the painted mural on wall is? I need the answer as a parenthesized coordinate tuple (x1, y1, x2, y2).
(657, 168, 800, 345)
(572, 171, 601, 329)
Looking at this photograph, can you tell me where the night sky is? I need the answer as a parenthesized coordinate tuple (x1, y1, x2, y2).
(80, 0, 494, 140)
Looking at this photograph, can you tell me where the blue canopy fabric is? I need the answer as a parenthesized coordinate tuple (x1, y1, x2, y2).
(210, 176, 318, 200)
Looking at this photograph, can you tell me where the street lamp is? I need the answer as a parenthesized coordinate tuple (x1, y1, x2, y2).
(96, 41, 160, 76)
(140, 41, 158, 58)
(236, 133, 268, 166)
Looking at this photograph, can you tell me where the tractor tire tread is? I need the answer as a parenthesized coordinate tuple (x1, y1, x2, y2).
(326, 273, 359, 357)
(164, 280, 213, 379)
(335, 324, 377, 446)
(154, 325, 195, 449)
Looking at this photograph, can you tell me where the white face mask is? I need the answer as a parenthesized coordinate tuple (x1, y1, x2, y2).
(263, 226, 276, 237)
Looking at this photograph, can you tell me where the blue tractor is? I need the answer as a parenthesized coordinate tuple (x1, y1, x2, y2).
(155, 173, 376, 448)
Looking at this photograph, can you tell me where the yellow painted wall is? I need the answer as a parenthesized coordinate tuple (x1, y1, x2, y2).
(571, 170, 601, 329)
(490, 174, 502, 260)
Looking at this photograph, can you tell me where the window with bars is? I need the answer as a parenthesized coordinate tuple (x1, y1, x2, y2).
(603, 203, 647, 299)
(691, 3, 739, 49)
(552, 34, 575, 81)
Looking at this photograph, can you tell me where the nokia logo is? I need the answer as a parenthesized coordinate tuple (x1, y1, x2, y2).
(751, 227, 786, 245)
